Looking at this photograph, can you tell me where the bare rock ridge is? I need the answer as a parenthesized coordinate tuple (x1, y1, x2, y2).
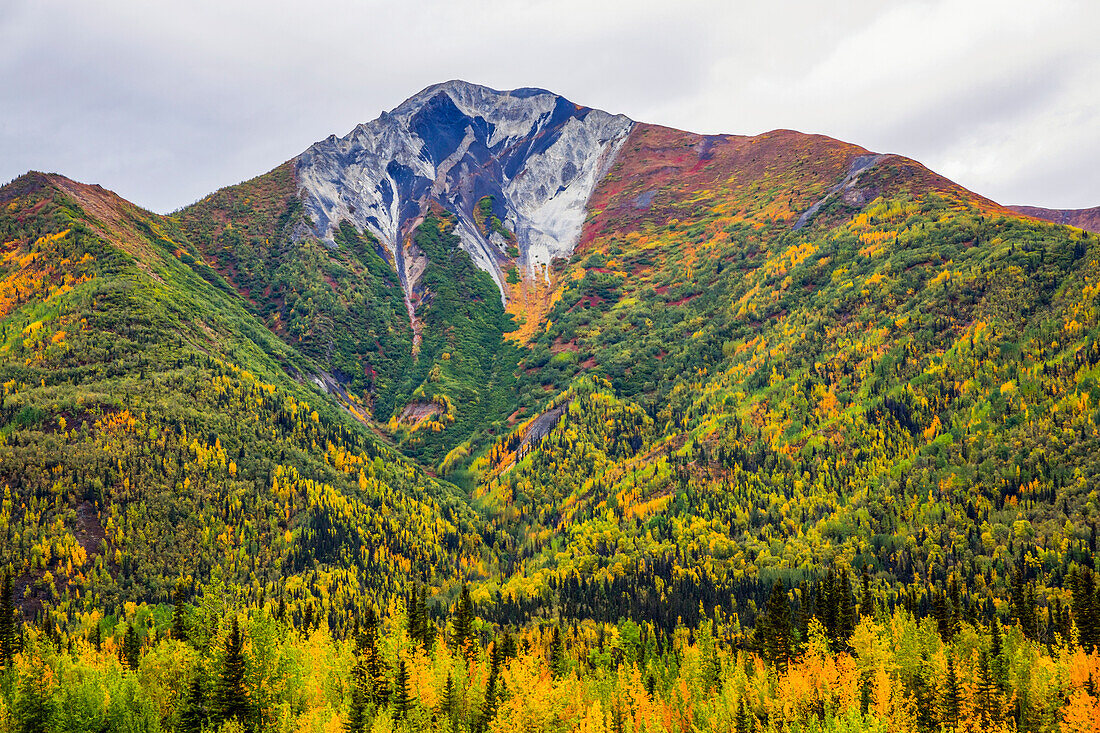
(294, 81, 634, 301)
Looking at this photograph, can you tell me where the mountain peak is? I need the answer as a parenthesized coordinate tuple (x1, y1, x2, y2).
(294, 81, 633, 301)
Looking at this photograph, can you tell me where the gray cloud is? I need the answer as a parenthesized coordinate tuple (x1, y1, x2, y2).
(1, 0, 1096, 212)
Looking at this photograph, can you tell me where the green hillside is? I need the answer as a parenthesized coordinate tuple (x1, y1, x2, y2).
(1, 117, 1099, 732)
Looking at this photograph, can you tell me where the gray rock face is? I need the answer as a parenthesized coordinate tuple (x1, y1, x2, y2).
(294, 81, 634, 299)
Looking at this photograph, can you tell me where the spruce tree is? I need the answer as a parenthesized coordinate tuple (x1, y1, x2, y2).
(0, 571, 17, 667)
(1072, 567, 1098, 651)
(361, 606, 390, 705)
(345, 656, 369, 733)
(13, 664, 54, 733)
(172, 583, 188, 643)
(477, 640, 503, 732)
(438, 672, 459, 727)
(942, 655, 961, 732)
(990, 617, 1006, 687)
(735, 697, 753, 733)
(392, 657, 413, 721)
(549, 625, 567, 679)
(178, 671, 208, 733)
(756, 581, 792, 670)
(913, 655, 938, 733)
(975, 649, 1002, 728)
(216, 617, 250, 728)
(451, 584, 475, 661)
(122, 623, 141, 670)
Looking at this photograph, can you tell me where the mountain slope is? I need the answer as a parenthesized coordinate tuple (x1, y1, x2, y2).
(0, 172, 484, 627)
(472, 131, 1100, 628)
(1010, 203, 1100, 234)
(163, 81, 1100, 633)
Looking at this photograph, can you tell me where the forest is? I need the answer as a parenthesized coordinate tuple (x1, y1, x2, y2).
(0, 130, 1098, 732)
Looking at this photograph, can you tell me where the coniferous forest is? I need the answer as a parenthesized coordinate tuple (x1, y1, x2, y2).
(0, 101, 1099, 733)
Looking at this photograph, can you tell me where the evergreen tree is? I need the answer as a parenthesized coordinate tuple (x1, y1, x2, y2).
(477, 640, 503, 732)
(0, 571, 17, 667)
(172, 583, 188, 642)
(913, 655, 938, 733)
(975, 649, 1002, 728)
(942, 655, 961, 732)
(756, 581, 792, 670)
(438, 672, 459, 727)
(122, 623, 141, 670)
(392, 657, 413, 721)
(700, 619, 722, 691)
(549, 625, 567, 679)
(1011, 556, 1037, 638)
(735, 697, 753, 733)
(933, 589, 954, 643)
(361, 606, 390, 705)
(1072, 566, 1098, 651)
(178, 671, 209, 733)
(407, 582, 425, 647)
(859, 565, 873, 618)
(345, 656, 369, 733)
(990, 617, 1006, 687)
(216, 617, 251, 728)
(452, 584, 475, 662)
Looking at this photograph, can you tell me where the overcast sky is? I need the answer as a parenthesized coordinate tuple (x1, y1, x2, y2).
(2, 0, 1097, 213)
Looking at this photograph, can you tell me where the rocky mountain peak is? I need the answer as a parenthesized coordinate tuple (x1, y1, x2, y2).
(294, 81, 633, 300)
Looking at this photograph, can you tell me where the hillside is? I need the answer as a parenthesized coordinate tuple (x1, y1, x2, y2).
(1010, 204, 1100, 234)
(0, 172, 484, 632)
(1, 82, 1099, 732)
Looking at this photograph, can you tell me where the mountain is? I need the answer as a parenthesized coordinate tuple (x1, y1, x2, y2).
(1009, 203, 1100, 233)
(0, 171, 484, 627)
(1, 80, 1099, 731)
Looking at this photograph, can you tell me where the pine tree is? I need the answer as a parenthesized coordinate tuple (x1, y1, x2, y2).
(122, 623, 142, 670)
(452, 584, 475, 662)
(990, 617, 1006, 687)
(736, 697, 753, 733)
(477, 640, 503, 732)
(216, 617, 251, 727)
(179, 671, 209, 733)
(407, 583, 425, 647)
(913, 654, 938, 733)
(859, 565, 873, 618)
(975, 649, 1002, 728)
(942, 655, 961, 732)
(756, 581, 792, 670)
(611, 698, 626, 733)
(438, 672, 459, 727)
(700, 619, 722, 691)
(361, 606, 390, 705)
(836, 568, 856, 649)
(0, 570, 17, 667)
(392, 657, 413, 721)
(172, 583, 188, 642)
(933, 589, 954, 643)
(1011, 555, 1036, 638)
(549, 625, 567, 679)
(345, 656, 369, 733)
(1072, 566, 1098, 651)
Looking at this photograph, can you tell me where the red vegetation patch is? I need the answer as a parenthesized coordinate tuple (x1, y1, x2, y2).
(579, 124, 870, 247)
(550, 337, 579, 354)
